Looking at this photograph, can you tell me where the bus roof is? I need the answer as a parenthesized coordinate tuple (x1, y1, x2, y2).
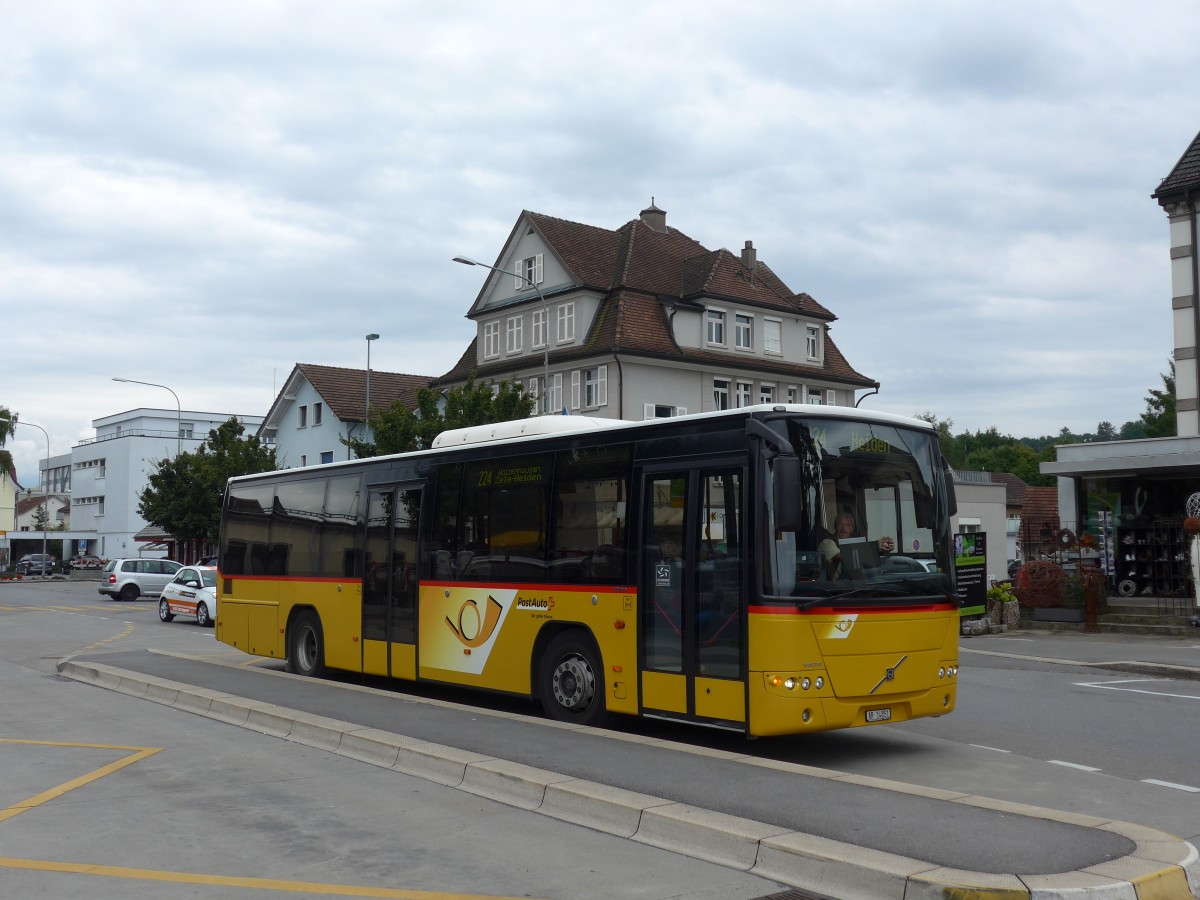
(431, 414, 625, 448)
(230, 404, 938, 485)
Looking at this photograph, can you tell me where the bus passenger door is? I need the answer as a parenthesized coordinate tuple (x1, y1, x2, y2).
(363, 485, 422, 680)
(640, 466, 746, 728)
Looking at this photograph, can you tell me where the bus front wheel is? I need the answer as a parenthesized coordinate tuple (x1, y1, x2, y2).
(286, 612, 325, 677)
(539, 632, 607, 727)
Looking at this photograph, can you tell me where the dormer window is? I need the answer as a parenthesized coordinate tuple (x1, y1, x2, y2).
(517, 253, 544, 288)
(764, 319, 782, 355)
(806, 325, 821, 360)
(706, 309, 726, 346)
(734, 314, 753, 351)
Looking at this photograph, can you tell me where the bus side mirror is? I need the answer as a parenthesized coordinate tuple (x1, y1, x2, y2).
(943, 456, 958, 518)
(772, 456, 804, 532)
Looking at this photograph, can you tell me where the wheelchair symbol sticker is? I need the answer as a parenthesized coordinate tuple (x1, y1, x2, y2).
(655, 563, 671, 587)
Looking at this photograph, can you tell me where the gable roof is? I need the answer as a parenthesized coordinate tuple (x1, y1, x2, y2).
(1152, 128, 1200, 202)
(448, 207, 874, 388)
(261, 364, 435, 433)
(441, 292, 874, 388)
(989, 472, 1029, 508)
(516, 210, 838, 320)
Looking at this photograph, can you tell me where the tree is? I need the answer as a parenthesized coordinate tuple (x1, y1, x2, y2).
(138, 418, 277, 544)
(1140, 359, 1176, 438)
(346, 374, 536, 458)
(0, 406, 15, 483)
(1095, 421, 1116, 441)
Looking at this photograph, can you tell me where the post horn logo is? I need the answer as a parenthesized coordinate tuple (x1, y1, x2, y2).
(445, 595, 504, 649)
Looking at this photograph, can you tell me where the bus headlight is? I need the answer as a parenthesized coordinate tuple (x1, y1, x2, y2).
(784, 677, 797, 690)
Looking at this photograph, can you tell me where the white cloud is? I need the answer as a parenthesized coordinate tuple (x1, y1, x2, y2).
(2, 0, 1196, 482)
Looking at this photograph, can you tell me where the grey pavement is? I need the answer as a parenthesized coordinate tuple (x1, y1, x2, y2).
(58, 642, 1200, 900)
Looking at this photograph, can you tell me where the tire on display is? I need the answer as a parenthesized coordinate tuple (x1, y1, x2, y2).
(158, 598, 174, 622)
(286, 611, 325, 677)
(539, 631, 608, 727)
(196, 602, 211, 628)
(120, 583, 139, 602)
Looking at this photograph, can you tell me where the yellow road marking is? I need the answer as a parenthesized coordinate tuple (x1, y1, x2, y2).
(0, 857, 536, 898)
(0, 739, 162, 824)
(0, 739, 543, 897)
(81, 622, 135, 651)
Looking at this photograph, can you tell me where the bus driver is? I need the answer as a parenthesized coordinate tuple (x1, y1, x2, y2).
(819, 512, 895, 577)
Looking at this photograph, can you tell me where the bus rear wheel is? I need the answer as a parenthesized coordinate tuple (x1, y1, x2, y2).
(539, 632, 607, 727)
(286, 611, 325, 677)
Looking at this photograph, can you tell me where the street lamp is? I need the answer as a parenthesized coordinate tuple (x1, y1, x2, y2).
(22, 421, 50, 574)
(453, 255, 550, 414)
(364, 333, 380, 430)
(112, 378, 181, 457)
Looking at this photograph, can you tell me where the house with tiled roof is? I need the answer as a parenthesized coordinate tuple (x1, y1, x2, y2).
(259, 364, 434, 468)
(444, 203, 877, 419)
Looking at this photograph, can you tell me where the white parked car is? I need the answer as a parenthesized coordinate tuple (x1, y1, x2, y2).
(158, 565, 218, 627)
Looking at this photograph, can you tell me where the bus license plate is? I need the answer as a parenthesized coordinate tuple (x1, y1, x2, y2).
(865, 707, 891, 723)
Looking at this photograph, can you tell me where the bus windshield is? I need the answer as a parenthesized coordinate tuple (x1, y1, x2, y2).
(765, 415, 955, 604)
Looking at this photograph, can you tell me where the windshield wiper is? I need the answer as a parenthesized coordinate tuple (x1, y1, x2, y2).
(796, 584, 910, 608)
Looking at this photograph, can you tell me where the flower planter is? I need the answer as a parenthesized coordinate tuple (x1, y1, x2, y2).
(1032, 607, 1085, 623)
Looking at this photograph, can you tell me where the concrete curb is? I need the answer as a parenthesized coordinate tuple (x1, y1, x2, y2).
(57, 658, 1200, 900)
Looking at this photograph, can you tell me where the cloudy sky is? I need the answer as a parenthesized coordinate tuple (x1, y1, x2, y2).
(3, 1, 1197, 485)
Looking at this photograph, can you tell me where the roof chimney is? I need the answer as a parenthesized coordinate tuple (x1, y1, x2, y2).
(640, 198, 667, 233)
(741, 240, 757, 270)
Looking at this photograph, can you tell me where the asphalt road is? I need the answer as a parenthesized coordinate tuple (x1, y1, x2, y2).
(0, 579, 789, 900)
(4, 578, 1199, 897)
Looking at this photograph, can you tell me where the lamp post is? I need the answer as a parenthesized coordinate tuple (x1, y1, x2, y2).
(22, 421, 50, 574)
(453, 256, 550, 414)
(364, 333, 380, 454)
(112, 378, 181, 457)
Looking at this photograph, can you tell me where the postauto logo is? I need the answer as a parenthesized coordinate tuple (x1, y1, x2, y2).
(445, 595, 505, 648)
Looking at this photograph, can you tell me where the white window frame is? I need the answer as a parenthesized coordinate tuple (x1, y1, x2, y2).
(808, 388, 823, 405)
(548, 373, 563, 413)
(786, 385, 798, 404)
(713, 377, 730, 410)
(557, 302, 575, 343)
(580, 365, 608, 409)
(298, 405, 308, 428)
(483, 321, 500, 359)
(826, 389, 836, 406)
(706, 308, 726, 346)
(313, 402, 322, 426)
(736, 381, 752, 408)
(643, 403, 687, 419)
(506, 315, 523, 354)
(532, 308, 546, 349)
(529, 376, 540, 414)
(759, 383, 775, 404)
(734, 313, 753, 351)
(517, 253, 544, 288)
(299, 454, 307, 467)
(806, 325, 820, 360)
(764, 318, 782, 355)
(320, 451, 334, 465)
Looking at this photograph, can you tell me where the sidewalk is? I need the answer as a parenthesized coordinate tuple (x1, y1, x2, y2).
(58, 649, 1200, 900)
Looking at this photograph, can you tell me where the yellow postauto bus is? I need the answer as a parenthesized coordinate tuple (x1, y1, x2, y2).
(215, 405, 960, 737)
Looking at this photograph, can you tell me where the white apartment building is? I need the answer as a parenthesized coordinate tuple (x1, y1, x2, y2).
(70, 408, 264, 561)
